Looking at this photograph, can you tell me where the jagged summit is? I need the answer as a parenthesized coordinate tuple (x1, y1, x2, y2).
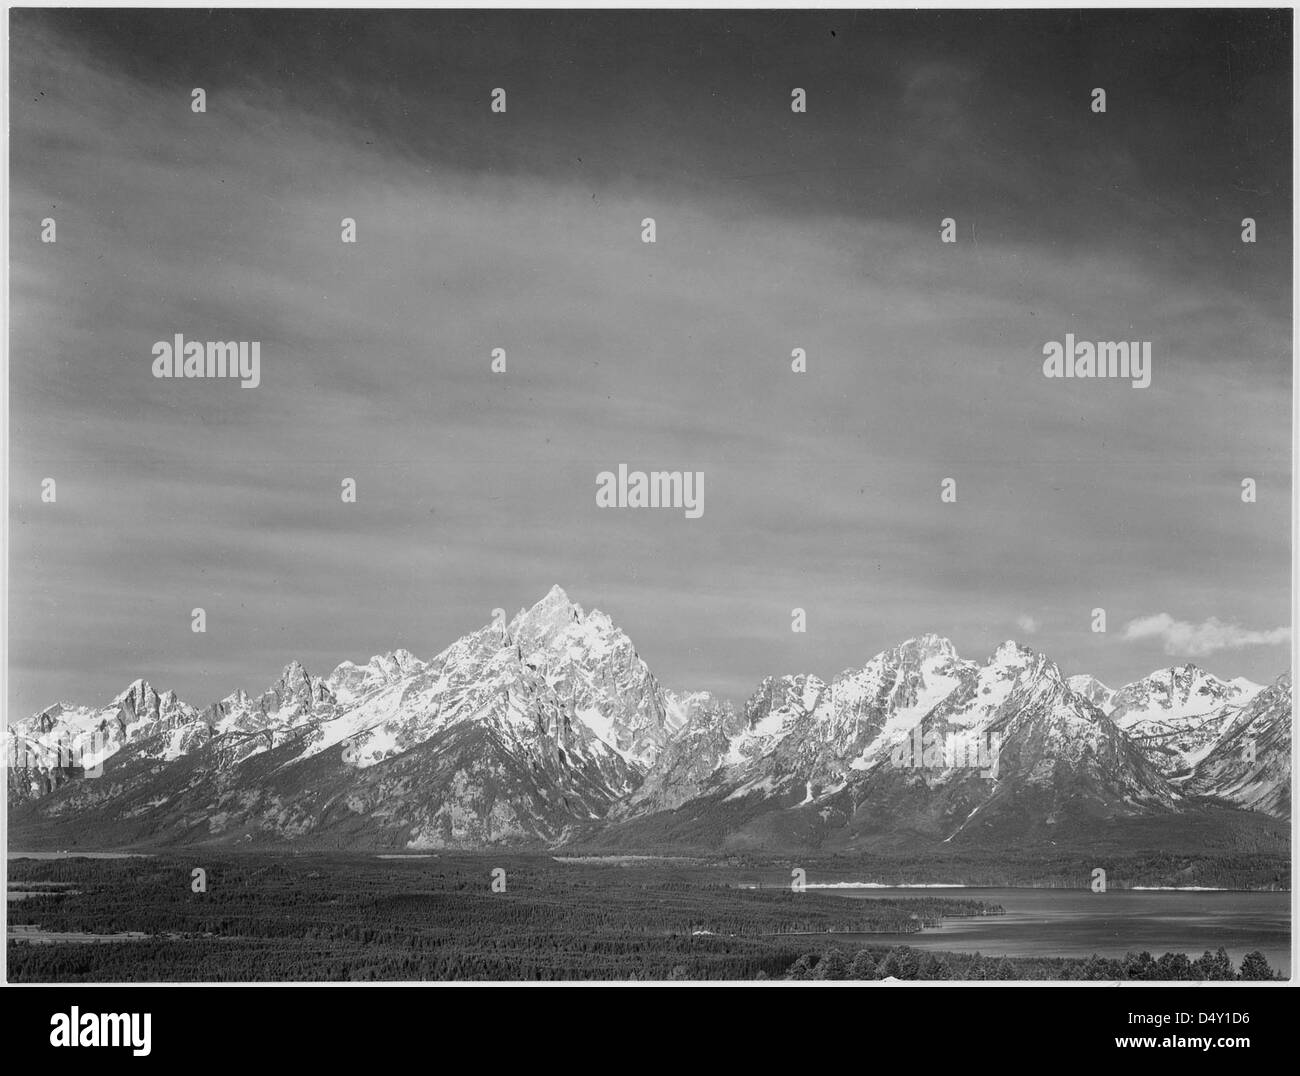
(990, 639, 1037, 666)
(901, 632, 957, 652)
(1124, 662, 1261, 698)
(327, 648, 428, 704)
(884, 633, 960, 666)
(277, 660, 311, 686)
(1105, 662, 1266, 777)
(114, 677, 154, 701)
(258, 661, 334, 713)
(508, 585, 585, 655)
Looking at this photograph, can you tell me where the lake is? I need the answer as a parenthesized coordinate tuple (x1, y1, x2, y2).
(821, 887, 1291, 976)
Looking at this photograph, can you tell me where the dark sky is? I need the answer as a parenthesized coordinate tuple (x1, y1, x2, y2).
(8, 8, 1293, 715)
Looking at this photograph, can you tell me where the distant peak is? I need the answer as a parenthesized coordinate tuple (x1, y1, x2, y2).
(115, 678, 156, 702)
(331, 648, 423, 676)
(994, 639, 1025, 660)
(990, 640, 1046, 671)
(890, 634, 958, 663)
(1151, 662, 1205, 680)
(526, 584, 580, 619)
(368, 648, 422, 670)
(509, 585, 584, 646)
(916, 632, 957, 654)
(279, 660, 310, 682)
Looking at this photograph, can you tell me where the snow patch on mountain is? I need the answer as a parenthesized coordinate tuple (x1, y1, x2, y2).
(1108, 664, 1262, 776)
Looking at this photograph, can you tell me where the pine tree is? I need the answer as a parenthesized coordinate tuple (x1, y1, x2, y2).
(788, 953, 817, 981)
(1194, 947, 1236, 981)
(921, 954, 954, 980)
(1080, 954, 1109, 981)
(880, 945, 920, 980)
(1154, 952, 1194, 980)
(815, 948, 848, 980)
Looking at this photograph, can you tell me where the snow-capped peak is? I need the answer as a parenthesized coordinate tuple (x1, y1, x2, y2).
(327, 649, 429, 704)
(114, 678, 156, 707)
(1113, 663, 1260, 714)
(896, 633, 959, 661)
(1106, 663, 1263, 777)
(991, 640, 1031, 667)
(508, 585, 584, 654)
(1066, 674, 1116, 712)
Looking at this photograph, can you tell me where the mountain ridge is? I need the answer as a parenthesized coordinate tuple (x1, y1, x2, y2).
(9, 587, 1292, 851)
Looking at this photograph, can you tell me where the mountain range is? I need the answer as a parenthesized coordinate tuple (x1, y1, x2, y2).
(7, 586, 1292, 852)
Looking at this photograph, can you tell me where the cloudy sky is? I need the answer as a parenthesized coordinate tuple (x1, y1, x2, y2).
(7, 9, 1292, 717)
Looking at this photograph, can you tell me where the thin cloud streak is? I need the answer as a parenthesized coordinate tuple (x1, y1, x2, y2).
(1122, 614, 1292, 658)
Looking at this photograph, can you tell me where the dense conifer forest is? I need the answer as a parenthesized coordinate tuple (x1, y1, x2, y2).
(7, 852, 1285, 981)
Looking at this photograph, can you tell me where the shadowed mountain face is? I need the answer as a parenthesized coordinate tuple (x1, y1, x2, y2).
(1184, 673, 1292, 819)
(8, 588, 1291, 852)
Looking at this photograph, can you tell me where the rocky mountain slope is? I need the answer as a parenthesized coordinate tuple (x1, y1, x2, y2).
(1106, 665, 1261, 777)
(1184, 672, 1291, 818)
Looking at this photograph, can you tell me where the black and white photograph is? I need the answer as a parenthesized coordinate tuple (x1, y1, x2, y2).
(3, 1, 1295, 1017)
